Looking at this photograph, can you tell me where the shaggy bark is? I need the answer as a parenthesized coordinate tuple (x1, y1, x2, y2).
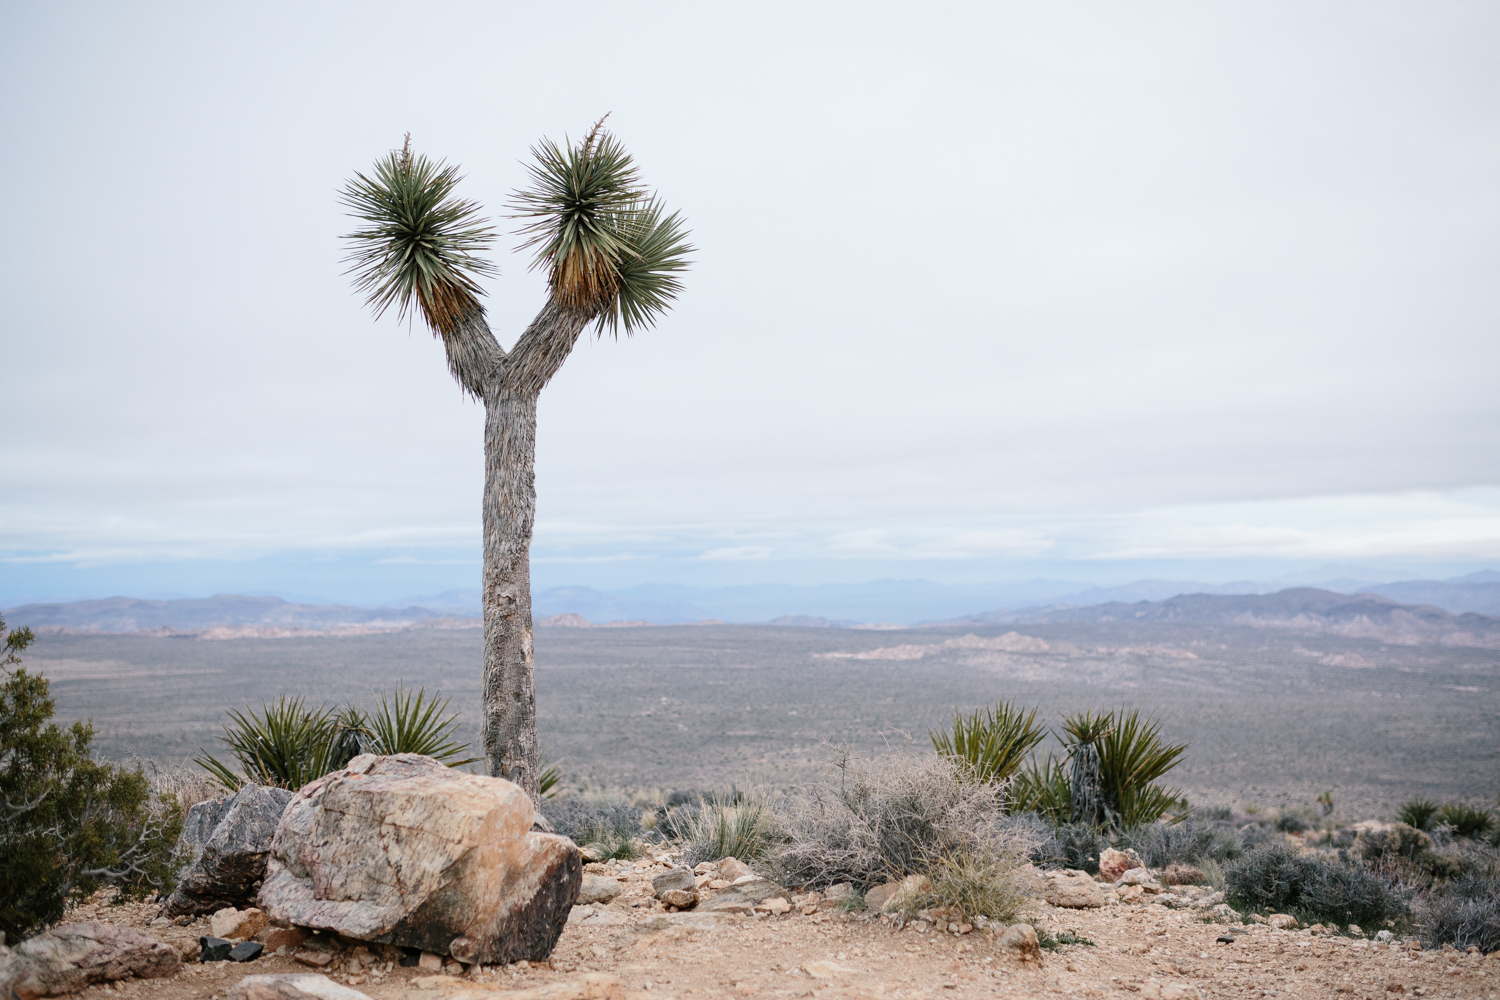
(437, 300, 590, 804)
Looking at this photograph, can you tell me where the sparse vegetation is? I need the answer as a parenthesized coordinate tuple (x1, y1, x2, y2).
(772, 749, 1037, 898)
(1224, 843, 1408, 927)
(909, 843, 1035, 923)
(1122, 814, 1244, 868)
(1416, 869, 1500, 953)
(0, 617, 182, 941)
(196, 686, 477, 790)
(669, 791, 776, 868)
(545, 799, 644, 859)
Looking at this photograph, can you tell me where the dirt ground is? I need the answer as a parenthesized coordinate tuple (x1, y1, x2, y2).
(63, 859, 1498, 1000)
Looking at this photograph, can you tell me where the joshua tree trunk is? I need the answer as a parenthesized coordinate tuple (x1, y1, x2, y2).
(438, 301, 590, 805)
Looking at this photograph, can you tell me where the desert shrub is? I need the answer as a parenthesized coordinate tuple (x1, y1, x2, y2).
(931, 700, 1047, 786)
(1238, 820, 1280, 851)
(772, 750, 1037, 891)
(1360, 823, 1433, 863)
(1399, 798, 1440, 831)
(1, 617, 183, 941)
(1274, 810, 1313, 834)
(1224, 843, 1407, 926)
(910, 843, 1035, 923)
(1417, 870, 1500, 952)
(545, 799, 643, 859)
(1438, 802, 1496, 840)
(668, 792, 776, 867)
(196, 686, 476, 790)
(1123, 816, 1244, 868)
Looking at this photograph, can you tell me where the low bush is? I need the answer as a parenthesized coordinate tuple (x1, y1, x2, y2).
(1224, 843, 1407, 926)
(1360, 823, 1433, 863)
(668, 792, 776, 868)
(912, 844, 1034, 923)
(1417, 870, 1500, 953)
(1438, 802, 1496, 840)
(1122, 816, 1244, 868)
(772, 749, 1036, 893)
(1, 617, 183, 941)
(545, 799, 643, 859)
(1398, 798, 1440, 831)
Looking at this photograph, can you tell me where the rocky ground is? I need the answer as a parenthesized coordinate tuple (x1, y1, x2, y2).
(56, 857, 1499, 1000)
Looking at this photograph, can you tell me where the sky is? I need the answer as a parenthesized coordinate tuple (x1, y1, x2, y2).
(2, 2, 1498, 606)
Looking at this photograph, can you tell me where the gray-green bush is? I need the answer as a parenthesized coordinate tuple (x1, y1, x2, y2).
(1417, 871, 1500, 952)
(545, 799, 644, 860)
(1122, 816, 1244, 868)
(1224, 844, 1407, 926)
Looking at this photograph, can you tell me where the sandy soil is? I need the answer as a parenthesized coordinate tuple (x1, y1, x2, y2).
(62, 862, 1497, 1000)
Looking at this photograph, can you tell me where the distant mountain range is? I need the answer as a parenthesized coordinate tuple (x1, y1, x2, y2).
(938, 586, 1500, 649)
(6, 569, 1497, 638)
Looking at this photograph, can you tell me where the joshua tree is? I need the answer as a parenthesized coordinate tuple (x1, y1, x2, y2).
(339, 122, 691, 804)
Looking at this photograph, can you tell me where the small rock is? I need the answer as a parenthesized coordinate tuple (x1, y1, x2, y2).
(578, 875, 624, 905)
(1098, 848, 1142, 883)
(730, 874, 758, 886)
(578, 843, 608, 863)
(230, 943, 264, 963)
(993, 923, 1040, 960)
(801, 961, 856, 980)
(226, 973, 372, 1000)
(1117, 868, 1161, 889)
(707, 879, 730, 889)
(692, 861, 717, 874)
(1208, 904, 1239, 923)
(1116, 885, 1146, 904)
(418, 952, 443, 971)
(201, 937, 235, 963)
(292, 952, 333, 968)
(1216, 935, 1235, 944)
(1375, 930, 1394, 943)
(212, 908, 270, 942)
(754, 897, 791, 915)
(699, 879, 794, 914)
(1347, 924, 1363, 935)
(651, 869, 698, 909)
(716, 858, 754, 881)
(149, 917, 171, 928)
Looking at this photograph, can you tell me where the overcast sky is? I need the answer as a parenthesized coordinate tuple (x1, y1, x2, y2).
(3, 2, 1498, 605)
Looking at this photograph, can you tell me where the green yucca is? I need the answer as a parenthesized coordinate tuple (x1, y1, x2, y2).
(1398, 797, 1440, 831)
(366, 685, 479, 767)
(194, 696, 339, 791)
(931, 700, 1047, 786)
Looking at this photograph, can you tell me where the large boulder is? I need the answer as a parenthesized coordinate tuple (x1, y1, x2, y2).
(164, 784, 294, 916)
(0, 923, 181, 1000)
(1043, 870, 1105, 909)
(257, 754, 580, 966)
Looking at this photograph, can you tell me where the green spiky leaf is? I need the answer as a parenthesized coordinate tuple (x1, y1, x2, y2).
(340, 137, 496, 336)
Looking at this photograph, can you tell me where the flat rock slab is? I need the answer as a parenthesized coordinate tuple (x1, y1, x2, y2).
(258, 754, 580, 966)
(698, 879, 791, 913)
(0, 923, 181, 1000)
(228, 974, 373, 1000)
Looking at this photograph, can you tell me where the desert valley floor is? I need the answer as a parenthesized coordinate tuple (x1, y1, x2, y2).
(24, 621, 1499, 818)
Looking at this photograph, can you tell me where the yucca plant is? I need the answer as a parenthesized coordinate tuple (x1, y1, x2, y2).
(341, 120, 691, 804)
(1439, 801, 1496, 839)
(1010, 754, 1072, 824)
(1399, 797, 1440, 831)
(194, 696, 339, 791)
(366, 685, 479, 767)
(1085, 709, 1188, 828)
(931, 699, 1047, 788)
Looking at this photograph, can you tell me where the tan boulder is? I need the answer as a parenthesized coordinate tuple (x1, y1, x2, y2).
(1043, 870, 1104, 909)
(1098, 848, 1140, 883)
(1266, 913, 1298, 930)
(211, 908, 269, 942)
(0, 923, 181, 1000)
(715, 858, 754, 881)
(257, 754, 580, 966)
(992, 923, 1041, 960)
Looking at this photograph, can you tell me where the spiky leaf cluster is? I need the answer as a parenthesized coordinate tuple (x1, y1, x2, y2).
(509, 126, 693, 334)
(340, 139, 497, 337)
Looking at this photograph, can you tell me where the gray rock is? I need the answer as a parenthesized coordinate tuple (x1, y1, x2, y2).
(652, 867, 698, 909)
(0, 923, 181, 1000)
(1375, 930, 1394, 943)
(577, 875, 624, 905)
(200, 937, 234, 962)
(176, 796, 231, 867)
(165, 784, 294, 917)
(229, 942, 263, 963)
(699, 878, 792, 913)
